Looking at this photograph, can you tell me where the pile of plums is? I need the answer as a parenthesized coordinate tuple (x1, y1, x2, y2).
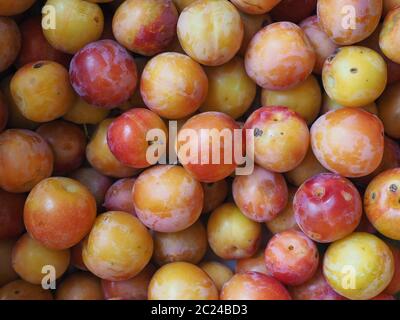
(1, 0, 400, 301)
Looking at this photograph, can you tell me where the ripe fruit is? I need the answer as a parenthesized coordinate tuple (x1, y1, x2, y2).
(238, 12, 269, 56)
(270, 0, 317, 23)
(245, 22, 316, 90)
(141, 52, 208, 119)
(36, 121, 86, 175)
(103, 178, 136, 215)
(0, 190, 25, 240)
(244, 106, 310, 173)
(311, 108, 384, 178)
(200, 57, 256, 119)
(201, 179, 228, 214)
(148, 262, 218, 300)
(70, 40, 138, 109)
(10, 61, 75, 122)
(177, 0, 243, 66)
(385, 245, 400, 295)
(207, 203, 261, 259)
(230, 0, 281, 14)
(323, 232, 394, 300)
(0, 17, 21, 72)
(83, 211, 153, 281)
(107, 108, 168, 168)
(364, 168, 400, 240)
(199, 261, 233, 291)
(24, 177, 97, 250)
(233, 165, 288, 222)
(112, 0, 178, 56)
(43, 0, 104, 54)
(86, 119, 139, 178)
(0, 0, 36, 16)
(0, 129, 53, 193)
(221, 272, 292, 300)
(12, 233, 70, 285)
(264, 230, 319, 286)
(261, 75, 322, 125)
(322, 46, 387, 108)
(236, 250, 270, 275)
(317, 0, 382, 45)
(0, 280, 53, 300)
(0, 239, 18, 286)
(133, 165, 203, 232)
(153, 221, 207, 265)
(377, 82, 400, 139)
(55, 272, 103, 300)
(380, 7, 400, 64)
(177, 112, 242, 183)
(63, 96, 110, 125)
(0, 91, 8, 133)
(294, 173, 362, 243)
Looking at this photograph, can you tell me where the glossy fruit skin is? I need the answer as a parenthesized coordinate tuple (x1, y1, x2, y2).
(245, 22, 316, 90)
(317, 0, 382, 45)
(0, 280, 53, 300)
(200, 57, 256, 119)
(244, 106, 310, 173)
(233, 165, 288, 222)
(231, 0, 281, 14)
(107, 108, 168, 168)
(0, 0, 36, 16)
(0, 91, 8, 133)
(285, 147, 328, 187)
(43, 0, 104, 54)
(0, 190, 25, 240)
(380, 7, 400, 64)
(102, 264, 156, 300)
(207, 203, 261, 259)
(86, 119, 139, 178)
(270, 0, 317, 23)
(69, 167, 113, 208)
(199, 261, 233, 291)
(378, 83, 400, 139)
(266, 187, 300, 234)
(238, 12, 269, 57)
(321, 92, 379, 116)
(16, 16, 70, 69)
(64, 96, 110, 125)
(141, 52, 208, 119)
(112, 0, 178, 56)
(148, 262, 218, 300)
(221, 272, 292, 300)
(133, 165, 203, 232)
(323, 232, 394, 300)
(11, 61, 75, 122)
(294, 173, 362, 243)
(0, 239, 18, 286)
(153, 221, 207, 266)
(264, 230, 319, 286)
(385, 245, 400, 295)
(236, 250, 270, 275)
(55, 272, 103, 300)
(364, 168, 400, 240)
(0, 129, 53, 193)
(299, 15, 338, 75)
(311, 108, 384, 178)
(70, 40, 138, 109)
(0, 17, 21, 72)
(177, 112, 241, 183)
(177, 0, 244, 66)
(83, 211, 153, 281)
(36, 121, 86, 175)
(201, 179, 228, 214)
(103, 178, 136, 216)
(322, 46, 387, 108)
(24, 177, 97, 250)
(12, 233, 70, 285)
(261, 75, 321, 125)
(289, 267, 346, 300)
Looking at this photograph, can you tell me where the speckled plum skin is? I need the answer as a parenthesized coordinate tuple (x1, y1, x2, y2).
(264, 230, 319, 286)
(311, 108, 384, 178)
(245, 22, 316, 90)
(294, 173, 362, 243)
(233, 165, 288, 222)
(70, 40, 138, 109)
(113, 0, 178, 56)
(220, 272, 292, 300)
(364, 168, 400, 240)
(317, 0, 382, 45)
(133, 165, 204, 233)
